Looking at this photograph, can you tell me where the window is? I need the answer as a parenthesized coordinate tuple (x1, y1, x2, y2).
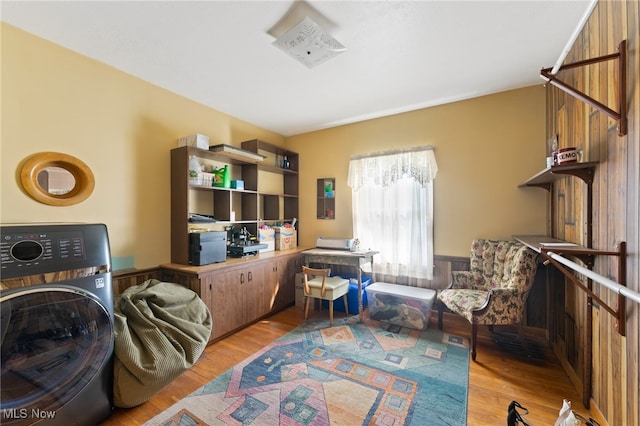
(347, 146, 437, 280)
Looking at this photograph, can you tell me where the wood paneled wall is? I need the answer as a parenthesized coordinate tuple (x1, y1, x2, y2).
(112, 268, 163, 294)
(546, 1, 639, 425)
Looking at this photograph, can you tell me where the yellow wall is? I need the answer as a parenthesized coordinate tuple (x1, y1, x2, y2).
(287, 86, 548, 256)
(2, 23, 547, 269)
(1, 24, 283, 268)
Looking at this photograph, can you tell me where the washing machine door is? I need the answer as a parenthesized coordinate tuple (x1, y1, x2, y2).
(0, 287, 114, 424)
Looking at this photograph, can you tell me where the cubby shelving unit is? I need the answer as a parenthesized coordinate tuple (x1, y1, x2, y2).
(170, 140, 298, 265)
(316, 178, 335, 219)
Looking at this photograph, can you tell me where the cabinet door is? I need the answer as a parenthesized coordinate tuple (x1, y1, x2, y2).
(272, 253, 302, 312)
(244, 261, 275, 320)
(161, 269, 217, 342)
(210, 268, 246, 340)
(264, 259, 280, 313)
(199, 273, 216, 342)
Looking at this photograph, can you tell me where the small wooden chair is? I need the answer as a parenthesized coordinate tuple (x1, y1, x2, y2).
(302, 266, 350, 327)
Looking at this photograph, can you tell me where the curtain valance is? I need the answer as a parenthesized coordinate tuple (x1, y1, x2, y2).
(347, 145, 438, 190)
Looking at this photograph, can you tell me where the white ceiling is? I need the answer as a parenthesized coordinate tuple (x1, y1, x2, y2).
(1, 1, 594, 137)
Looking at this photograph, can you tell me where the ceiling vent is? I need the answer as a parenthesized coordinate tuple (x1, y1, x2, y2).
(272, 16, 346, 69)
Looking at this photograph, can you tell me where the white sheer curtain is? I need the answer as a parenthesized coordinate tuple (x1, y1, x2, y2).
(347, 146, 438, 280)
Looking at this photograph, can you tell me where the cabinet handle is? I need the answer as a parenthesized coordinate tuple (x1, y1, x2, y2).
(241, 273, 245, 284)
(248, 271, 252, 281)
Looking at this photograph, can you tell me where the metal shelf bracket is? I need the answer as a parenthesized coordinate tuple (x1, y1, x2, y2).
(541, 242, 628, 336)
(541, 40, 627, 136)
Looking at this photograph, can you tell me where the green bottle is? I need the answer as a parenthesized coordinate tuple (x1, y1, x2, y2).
(223, 165, 231, 188)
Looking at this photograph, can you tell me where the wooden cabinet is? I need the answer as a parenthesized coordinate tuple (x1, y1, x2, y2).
(170, 140, 298, 265)
(273, 253, 304, 312)
(245, 260, 275, 320)
(161, 250, 303, 343)
(207, 270, 242, 340)
(209, 262, 269, 341)
(167, 139, 302, 343)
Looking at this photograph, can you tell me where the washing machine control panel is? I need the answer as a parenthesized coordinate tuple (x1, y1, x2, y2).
(1, 230, 85, 267)
(1, 224, 110, 280)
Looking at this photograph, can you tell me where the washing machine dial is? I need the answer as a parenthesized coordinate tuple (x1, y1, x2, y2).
(10, 239, 44, 261)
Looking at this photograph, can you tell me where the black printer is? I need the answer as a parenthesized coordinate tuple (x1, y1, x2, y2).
(189, 231, 226, 265)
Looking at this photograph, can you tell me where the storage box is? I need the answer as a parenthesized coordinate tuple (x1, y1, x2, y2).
(322, 276, 371, 313)
(177, 133, 210, 150)
(258, 228, 275, 241)
(231, 179, 244, 190)
(275, 227, 297, 250)
(258, 228, 275, 252)
(260, 241, 275, 252)
(339, 274, 372, 288)
(365, 282, 436, 330)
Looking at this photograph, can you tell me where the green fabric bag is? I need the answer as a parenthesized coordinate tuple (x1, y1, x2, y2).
(112, 279, 212, 408)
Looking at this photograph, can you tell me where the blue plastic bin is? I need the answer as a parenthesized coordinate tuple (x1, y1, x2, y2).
(323, 275, 371, 313)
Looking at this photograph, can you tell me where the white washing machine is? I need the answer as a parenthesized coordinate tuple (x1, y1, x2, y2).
(1, 223, 114, 425)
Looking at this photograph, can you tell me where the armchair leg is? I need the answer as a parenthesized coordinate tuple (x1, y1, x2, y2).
(471, 323, 478, 361)
(438, 300, 444, 330)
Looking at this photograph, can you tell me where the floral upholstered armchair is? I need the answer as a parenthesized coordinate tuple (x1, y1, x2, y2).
(437, 239, 538, 361)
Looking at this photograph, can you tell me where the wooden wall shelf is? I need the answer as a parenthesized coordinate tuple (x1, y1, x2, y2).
(519, 161, 598, 191)
(518, 161, 599, 406)
(515, 235, 628, 337)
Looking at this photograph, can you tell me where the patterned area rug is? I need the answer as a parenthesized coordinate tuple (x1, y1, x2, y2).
(143, 316, 469, 425)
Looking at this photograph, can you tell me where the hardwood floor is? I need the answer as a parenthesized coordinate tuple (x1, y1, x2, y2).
(100, 306, 590, 426)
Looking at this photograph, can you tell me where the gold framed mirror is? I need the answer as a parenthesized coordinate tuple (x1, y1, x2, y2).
(20, 152, 95, 206)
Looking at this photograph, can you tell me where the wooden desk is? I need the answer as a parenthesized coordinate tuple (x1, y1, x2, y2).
(303, 249, 378, 320)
